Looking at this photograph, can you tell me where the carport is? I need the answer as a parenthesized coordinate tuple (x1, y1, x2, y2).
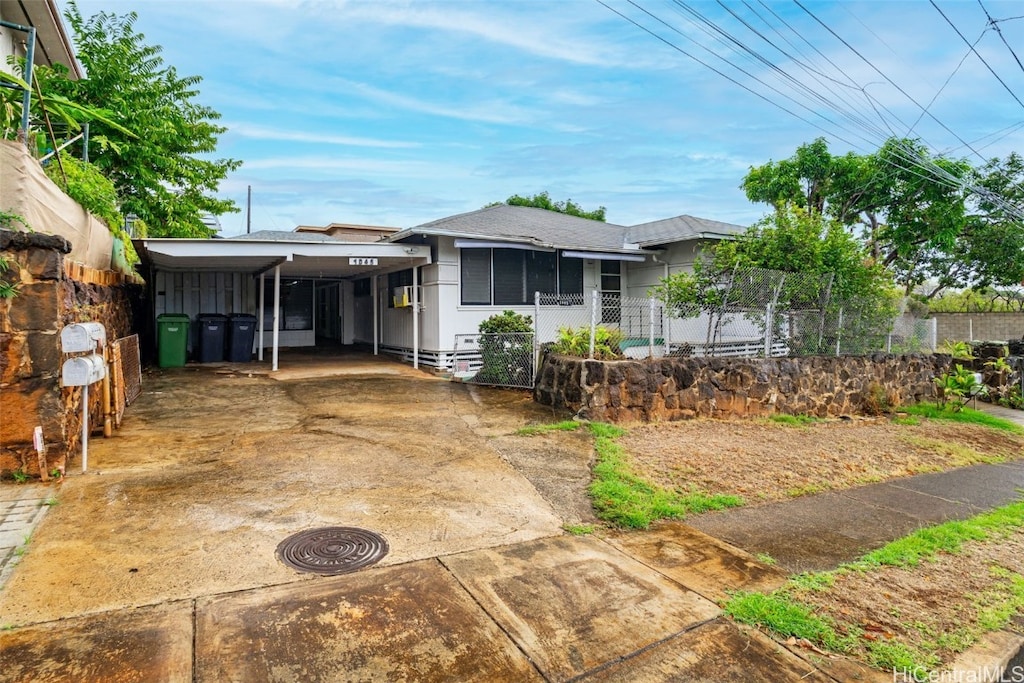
(133, 234, 432, 370)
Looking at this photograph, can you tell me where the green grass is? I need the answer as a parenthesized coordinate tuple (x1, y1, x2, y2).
(856, 500, 1024, 569)
(724, 499, 1024, 677)
(515, 420, 583, 436)
(892, 415, 921, 426)
(563, 523, 597, 536)
(764, 414, 822, 427)
(786, 483, 831, 498)
(723, 592, 850, 650)
(903, 403, 1023, 434)
(586, 422, 743, 529)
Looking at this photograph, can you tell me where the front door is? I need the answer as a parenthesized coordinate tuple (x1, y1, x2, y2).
(315, 283, 343, 342)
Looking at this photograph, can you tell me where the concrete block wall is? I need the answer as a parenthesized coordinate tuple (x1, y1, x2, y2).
(931, 313, 1024, 344)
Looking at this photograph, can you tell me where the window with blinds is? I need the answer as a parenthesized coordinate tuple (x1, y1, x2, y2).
(460, 248, 584, 305)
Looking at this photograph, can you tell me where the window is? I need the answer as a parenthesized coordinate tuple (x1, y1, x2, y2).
(461, 249, 491, 305)
(460, 248, 584, 305)
(261, 279, 313, 330)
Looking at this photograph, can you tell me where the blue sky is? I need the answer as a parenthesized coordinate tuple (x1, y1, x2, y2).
(63, 1, 1024, 235)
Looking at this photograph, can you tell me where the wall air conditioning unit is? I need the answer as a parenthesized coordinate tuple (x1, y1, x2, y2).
(393, 286, 413, 308)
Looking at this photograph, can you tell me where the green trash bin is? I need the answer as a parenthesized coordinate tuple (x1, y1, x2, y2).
(157, 313, 191, 368)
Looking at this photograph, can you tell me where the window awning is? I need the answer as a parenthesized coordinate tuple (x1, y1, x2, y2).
(453, 239, 554, 252)
(561, 250, 647, 262)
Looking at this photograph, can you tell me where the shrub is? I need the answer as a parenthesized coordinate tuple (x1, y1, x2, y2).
(551, 326, 623, 359)
(475, 311, 533, 385)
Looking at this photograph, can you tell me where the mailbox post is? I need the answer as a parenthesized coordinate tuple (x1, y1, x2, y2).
(60, 323, 107, 473)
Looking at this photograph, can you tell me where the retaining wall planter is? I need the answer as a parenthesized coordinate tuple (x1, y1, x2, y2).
(534, 352, 954, 423)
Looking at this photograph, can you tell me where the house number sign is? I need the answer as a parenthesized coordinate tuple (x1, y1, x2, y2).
(349, 257, 378, 266)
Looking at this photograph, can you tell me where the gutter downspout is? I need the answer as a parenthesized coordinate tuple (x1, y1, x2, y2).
(0, 21, 36, 147)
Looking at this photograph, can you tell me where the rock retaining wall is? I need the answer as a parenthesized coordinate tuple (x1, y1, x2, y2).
(534, 352, 954, 423)
(1, 230, 142, 479)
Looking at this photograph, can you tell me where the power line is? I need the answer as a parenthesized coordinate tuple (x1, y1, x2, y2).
(929, 0, 1024, 111)
(594, 1, 1024, 221)
(594, 0, 867, 149)
(977, 0, 1024, 76)
(797, 0, 992, 164)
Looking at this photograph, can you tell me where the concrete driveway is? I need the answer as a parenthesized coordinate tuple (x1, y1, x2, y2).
(0, 354, 568, 624)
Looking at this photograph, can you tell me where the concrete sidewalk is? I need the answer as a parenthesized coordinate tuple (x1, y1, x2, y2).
(0, 483, 55, 593)
(1, 523, 864, 682)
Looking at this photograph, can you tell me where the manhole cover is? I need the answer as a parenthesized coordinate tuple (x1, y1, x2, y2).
(275, 527, 389, 575)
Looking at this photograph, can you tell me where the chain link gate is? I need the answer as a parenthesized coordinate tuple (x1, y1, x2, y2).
(451, 332, 535, 389)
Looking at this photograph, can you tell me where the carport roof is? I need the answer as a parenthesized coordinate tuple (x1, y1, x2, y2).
(133, 235, 430, 279)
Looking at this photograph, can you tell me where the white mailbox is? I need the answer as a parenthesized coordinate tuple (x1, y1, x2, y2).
(62, 354, 107, 387)
(60, 322, 107, 353)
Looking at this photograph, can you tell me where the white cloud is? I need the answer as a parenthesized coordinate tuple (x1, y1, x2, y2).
(339, 2, 622, 67)
(227, 123, 421, 149)
(325, 77, 539, 126)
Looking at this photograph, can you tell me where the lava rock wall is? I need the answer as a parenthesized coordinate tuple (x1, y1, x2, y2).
(534, 352, 954, 423)
(1, 230, 142, 478)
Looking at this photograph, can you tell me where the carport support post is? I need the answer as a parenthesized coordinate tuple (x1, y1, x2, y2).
(272, 265, 281, 372)
(257, 273, 265, 361)
(412, 267, 419, 369)
(372, 275, 379, 356)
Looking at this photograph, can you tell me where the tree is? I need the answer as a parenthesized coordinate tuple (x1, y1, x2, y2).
(52, 2, 240, 237)
(742, 137, 978, 296)
(653, 208, 898, 355)
(489, 191, 606, 221)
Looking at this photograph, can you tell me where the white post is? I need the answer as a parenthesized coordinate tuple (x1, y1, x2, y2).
(372, 274, 379, 356)
(412, 266, 419, 370)
(649, 297, 656, 359)
(590, 289, 598, 359)
(272, 265, 281, 372)
(969, 318, 974, 342)
(257, 272, 265, 361)
(533, 291, 541, 382)
(81, 384, 89, 473)
(835, 308, 843, 356)
(764, 303, 773, 357)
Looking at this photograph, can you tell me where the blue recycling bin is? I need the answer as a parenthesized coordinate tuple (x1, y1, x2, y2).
(195, 313, 228, 362)
(226, 314, 258, 362)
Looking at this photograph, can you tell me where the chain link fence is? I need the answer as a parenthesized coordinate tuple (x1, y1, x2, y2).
(452, 332, 534, 389)
(453, 267, 935, 387)
(533, 267, 935, 362)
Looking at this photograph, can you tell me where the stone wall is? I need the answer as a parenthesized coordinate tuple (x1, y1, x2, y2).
(534, 352, 954, 423)
(0, 230, 143, 479)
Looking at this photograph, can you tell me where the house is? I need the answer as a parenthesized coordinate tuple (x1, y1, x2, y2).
(0, 0, 82, 80)
(295, 222, 399, 243)
(134, 205, 747, 370)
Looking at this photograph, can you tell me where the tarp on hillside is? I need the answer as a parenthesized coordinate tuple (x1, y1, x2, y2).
(0, 139, 113, 270)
